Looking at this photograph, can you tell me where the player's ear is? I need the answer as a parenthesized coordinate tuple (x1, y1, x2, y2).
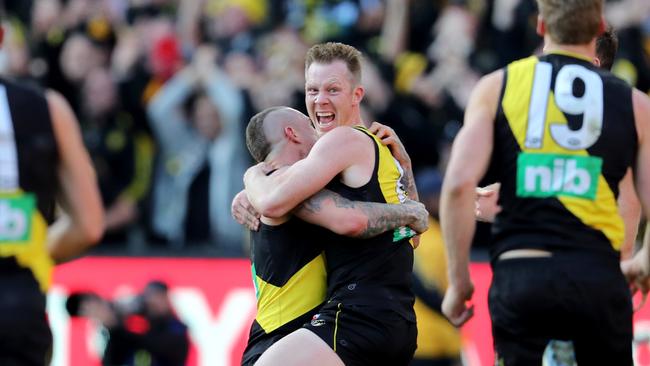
(593, 58, 601, 67)
(352, 85, 364, 106)
(536, 15, 545, 37)
(284, 126, 300, 143)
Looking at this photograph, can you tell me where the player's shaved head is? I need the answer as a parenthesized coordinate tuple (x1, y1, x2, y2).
(246, 107, 310, 162)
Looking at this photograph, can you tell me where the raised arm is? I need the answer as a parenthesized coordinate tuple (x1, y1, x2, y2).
(47, 90, 104, 263)
(197, 48, 244, 129)
(146, 68, 196, 146)
(440, 70, 502, 326)
(244, 127, 373, 217)
(294, 189, 428, 238)
(379, 0, 409, 63)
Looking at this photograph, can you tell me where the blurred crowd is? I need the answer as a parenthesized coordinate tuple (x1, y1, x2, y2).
(1, 0, 648, 256)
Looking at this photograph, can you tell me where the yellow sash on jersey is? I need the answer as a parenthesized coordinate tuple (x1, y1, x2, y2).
(0, 190, 54, 291)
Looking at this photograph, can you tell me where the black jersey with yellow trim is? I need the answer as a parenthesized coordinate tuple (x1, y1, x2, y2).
(248, 217, 327, 338)
(0, 78, 58, 292)
(322, 125, 415, 320)
(490, 53, 637, 260)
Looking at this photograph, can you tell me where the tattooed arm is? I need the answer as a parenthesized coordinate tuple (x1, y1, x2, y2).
(400, 162, 419, 202)
(293, 189, 428, 239)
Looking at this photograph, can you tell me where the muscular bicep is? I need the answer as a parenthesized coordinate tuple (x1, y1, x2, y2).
(295, 189, 420, 238)
(248, 128, 370, 216)
(47, 90, 104, 260)
(49, 91, 103, 222)
(444, 72, 501, 191)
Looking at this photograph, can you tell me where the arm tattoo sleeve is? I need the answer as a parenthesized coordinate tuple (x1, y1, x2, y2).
(402, 165, 419, 202)
(358, 202, 413, 238)
(297, 190, 415, 238)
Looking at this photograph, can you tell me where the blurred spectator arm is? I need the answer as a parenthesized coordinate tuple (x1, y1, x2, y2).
(380, 0, 409, 63)
(177, 0, 206, 51)
(111, 30, 141, 80)
(146, 67, 197, 147)
(197, 47, 244, 130)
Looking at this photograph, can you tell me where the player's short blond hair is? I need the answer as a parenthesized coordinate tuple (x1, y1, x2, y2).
(537, 0, 603, 44)
(305, 42, 362, 85)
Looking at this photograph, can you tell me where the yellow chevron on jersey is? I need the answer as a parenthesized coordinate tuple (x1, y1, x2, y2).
(502, 56, 623, 249)
(0, 190, 54, 291)
(254, 254, 326, 333)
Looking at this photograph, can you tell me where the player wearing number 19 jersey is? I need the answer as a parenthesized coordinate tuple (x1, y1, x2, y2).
(439, 1, 645, 365)
(487, 51, 636, 365)
(491, 52, 636, 258)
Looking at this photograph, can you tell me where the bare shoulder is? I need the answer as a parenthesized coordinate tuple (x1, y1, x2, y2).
(45, 89, 68, 110)
(473, 69, 504, 98)
(464, 69, 504, 125)
(45, 89, 83, 146)
(46, 89, 75, 128)
(322, 125, 367, 139)
(313, 126, 370, 149)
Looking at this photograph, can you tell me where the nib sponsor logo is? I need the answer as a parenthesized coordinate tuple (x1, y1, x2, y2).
(516, 153, 602, 200)
(0, 195, 34, 242)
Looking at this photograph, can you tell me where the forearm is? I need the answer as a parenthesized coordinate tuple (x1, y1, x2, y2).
(356, 202, 416, 238)
(400, 161, 419, 201)
(104, 197, 137, 232)
(380, 0, 408, 62)
(440, 183, 476, 286)
(295, 190, 416, 238)
(48, 214, 100, 263)
(244, 173, 296, 217)
(148, 70, 194, 121)
(244, 167, 317, 218)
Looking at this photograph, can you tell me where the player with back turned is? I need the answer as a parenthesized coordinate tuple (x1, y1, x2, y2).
(0, 24, 104, 365)
(440, 0, 650, 364)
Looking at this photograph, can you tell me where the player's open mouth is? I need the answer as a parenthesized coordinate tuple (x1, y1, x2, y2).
(316, 112, 335, 128)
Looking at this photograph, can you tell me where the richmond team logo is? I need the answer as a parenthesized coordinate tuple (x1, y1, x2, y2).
(310, 314, 325, 327)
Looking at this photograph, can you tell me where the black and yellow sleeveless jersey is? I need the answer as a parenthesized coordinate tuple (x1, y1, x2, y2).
(246, 217, 327, 350)
(490, 52, 637, 259)
(323, 125, 416, 320)
(0, 78, 58, 292)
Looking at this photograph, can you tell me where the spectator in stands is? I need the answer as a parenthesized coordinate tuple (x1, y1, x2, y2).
(147, 44, 247, 252)
(80, 66, 153, 245)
